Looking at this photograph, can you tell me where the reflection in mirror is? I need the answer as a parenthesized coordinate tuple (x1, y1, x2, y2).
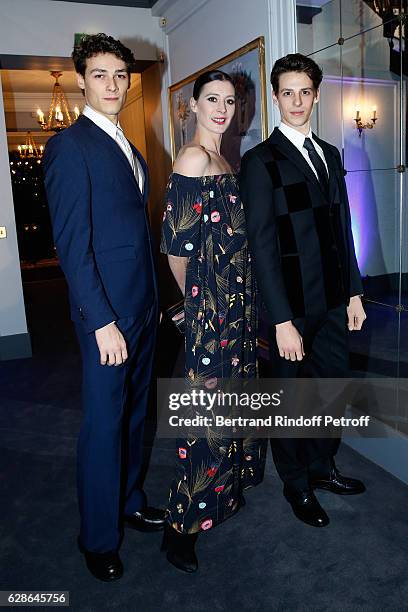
(296, 0, 406, 378)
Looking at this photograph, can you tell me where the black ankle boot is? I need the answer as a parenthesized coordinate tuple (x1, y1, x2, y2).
(161, 523, 198, 573)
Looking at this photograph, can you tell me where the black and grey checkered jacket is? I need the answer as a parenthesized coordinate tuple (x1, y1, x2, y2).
(240, 127, 363, 326)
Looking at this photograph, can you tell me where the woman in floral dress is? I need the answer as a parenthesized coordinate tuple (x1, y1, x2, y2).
(161, 70, 265, 573)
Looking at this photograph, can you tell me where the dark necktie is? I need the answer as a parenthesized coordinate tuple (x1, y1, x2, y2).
(303, 137, 329, 195)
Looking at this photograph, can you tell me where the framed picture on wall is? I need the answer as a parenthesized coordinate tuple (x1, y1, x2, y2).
(168, 37, 268, 172)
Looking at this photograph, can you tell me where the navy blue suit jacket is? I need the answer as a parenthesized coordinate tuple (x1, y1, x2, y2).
(43, 114, 157, 333)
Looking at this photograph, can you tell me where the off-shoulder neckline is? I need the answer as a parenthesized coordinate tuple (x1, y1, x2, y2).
(171, 172, 236, 179)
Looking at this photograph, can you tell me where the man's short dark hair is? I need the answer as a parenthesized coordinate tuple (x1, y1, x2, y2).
(270, 53, 323, 94)
(72, 33, 136, 77)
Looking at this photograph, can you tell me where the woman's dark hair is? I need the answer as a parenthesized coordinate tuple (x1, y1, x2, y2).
(72, 33, 136, 77)
(192, 70, 233, 100)
(270, 53, 323, 93)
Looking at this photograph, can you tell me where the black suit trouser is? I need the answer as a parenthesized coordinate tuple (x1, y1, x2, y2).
(268, 304, 348, 491)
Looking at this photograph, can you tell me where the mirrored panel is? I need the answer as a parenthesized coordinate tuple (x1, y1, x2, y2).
(396, 311, 408, 435)
(349, 302, 400, 377)
(340, 0, 394, 41)
(296, 0, 406, 379)
(296, 0, 341, 56)
(342, 17, 401, 171)
(309, 45, 342, 147)
(346, 169, 401, 307)
(398, 311, 408, 379)
(402, 174, 408, 307)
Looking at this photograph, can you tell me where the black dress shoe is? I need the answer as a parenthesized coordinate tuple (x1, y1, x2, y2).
(310, 465, 366, 495)
(283, 485, 330, 528)
(124, 506, 167, 532)
(161, 523, 198, 573)
(78, 538, 123, 582)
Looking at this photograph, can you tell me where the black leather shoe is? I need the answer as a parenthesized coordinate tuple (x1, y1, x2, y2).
(283, 485, 330, 528)
(78, 538, 123, 582)
(124, 506, 167, 532)
(310, 465, 366, 495)
(161, 523, 198, 573)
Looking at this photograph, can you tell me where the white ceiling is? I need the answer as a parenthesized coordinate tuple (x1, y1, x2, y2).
(1, 70, 80, 94)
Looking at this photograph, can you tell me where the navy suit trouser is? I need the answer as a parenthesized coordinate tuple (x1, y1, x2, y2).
(75, 303, 156, 552)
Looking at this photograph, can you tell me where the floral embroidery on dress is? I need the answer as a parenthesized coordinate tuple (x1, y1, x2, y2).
(161, 172, 266, 534)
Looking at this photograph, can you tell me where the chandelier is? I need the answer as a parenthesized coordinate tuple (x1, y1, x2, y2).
(36, 71, 79, 132)
(18, 131, 43, 160)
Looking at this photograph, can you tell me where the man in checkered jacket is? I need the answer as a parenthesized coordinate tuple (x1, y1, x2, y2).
(240, 53, 367, 529)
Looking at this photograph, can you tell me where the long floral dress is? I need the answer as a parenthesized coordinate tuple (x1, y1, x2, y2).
(161, 172, 266, 534)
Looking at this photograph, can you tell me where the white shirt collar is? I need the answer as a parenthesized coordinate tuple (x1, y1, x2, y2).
(82, 104, 122, 141)
(278, 121, 313, 151)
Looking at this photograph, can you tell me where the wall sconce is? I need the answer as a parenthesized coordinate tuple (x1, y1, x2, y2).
(354, 105, 378, 136)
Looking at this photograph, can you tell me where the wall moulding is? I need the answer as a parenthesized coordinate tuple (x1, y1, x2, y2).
(268, 0, 297, 127)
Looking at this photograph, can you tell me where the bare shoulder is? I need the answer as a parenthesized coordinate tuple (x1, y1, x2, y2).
(173, 144, 211, 177)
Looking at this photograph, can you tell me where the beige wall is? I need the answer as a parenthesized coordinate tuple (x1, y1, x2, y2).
(120, 75, 147, 160)
(141, 62, 172, 234)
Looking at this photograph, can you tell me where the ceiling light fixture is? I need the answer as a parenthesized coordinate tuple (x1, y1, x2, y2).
(36, 71, 79, 132)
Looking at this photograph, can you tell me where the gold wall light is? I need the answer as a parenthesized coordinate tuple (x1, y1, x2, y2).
(354, 105, 378, 136)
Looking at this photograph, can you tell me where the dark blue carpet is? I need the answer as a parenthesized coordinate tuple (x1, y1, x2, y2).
(0, 276, 407, 611)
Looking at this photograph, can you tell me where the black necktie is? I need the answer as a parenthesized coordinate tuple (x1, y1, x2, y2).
(303, 137, 329, 195)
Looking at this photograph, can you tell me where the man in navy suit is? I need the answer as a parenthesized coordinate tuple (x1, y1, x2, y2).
(43, 34, 166, 581)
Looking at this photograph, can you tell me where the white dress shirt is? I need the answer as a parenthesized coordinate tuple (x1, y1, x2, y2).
(278, 121, 329, 179)
(82, 104, 144, 193)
